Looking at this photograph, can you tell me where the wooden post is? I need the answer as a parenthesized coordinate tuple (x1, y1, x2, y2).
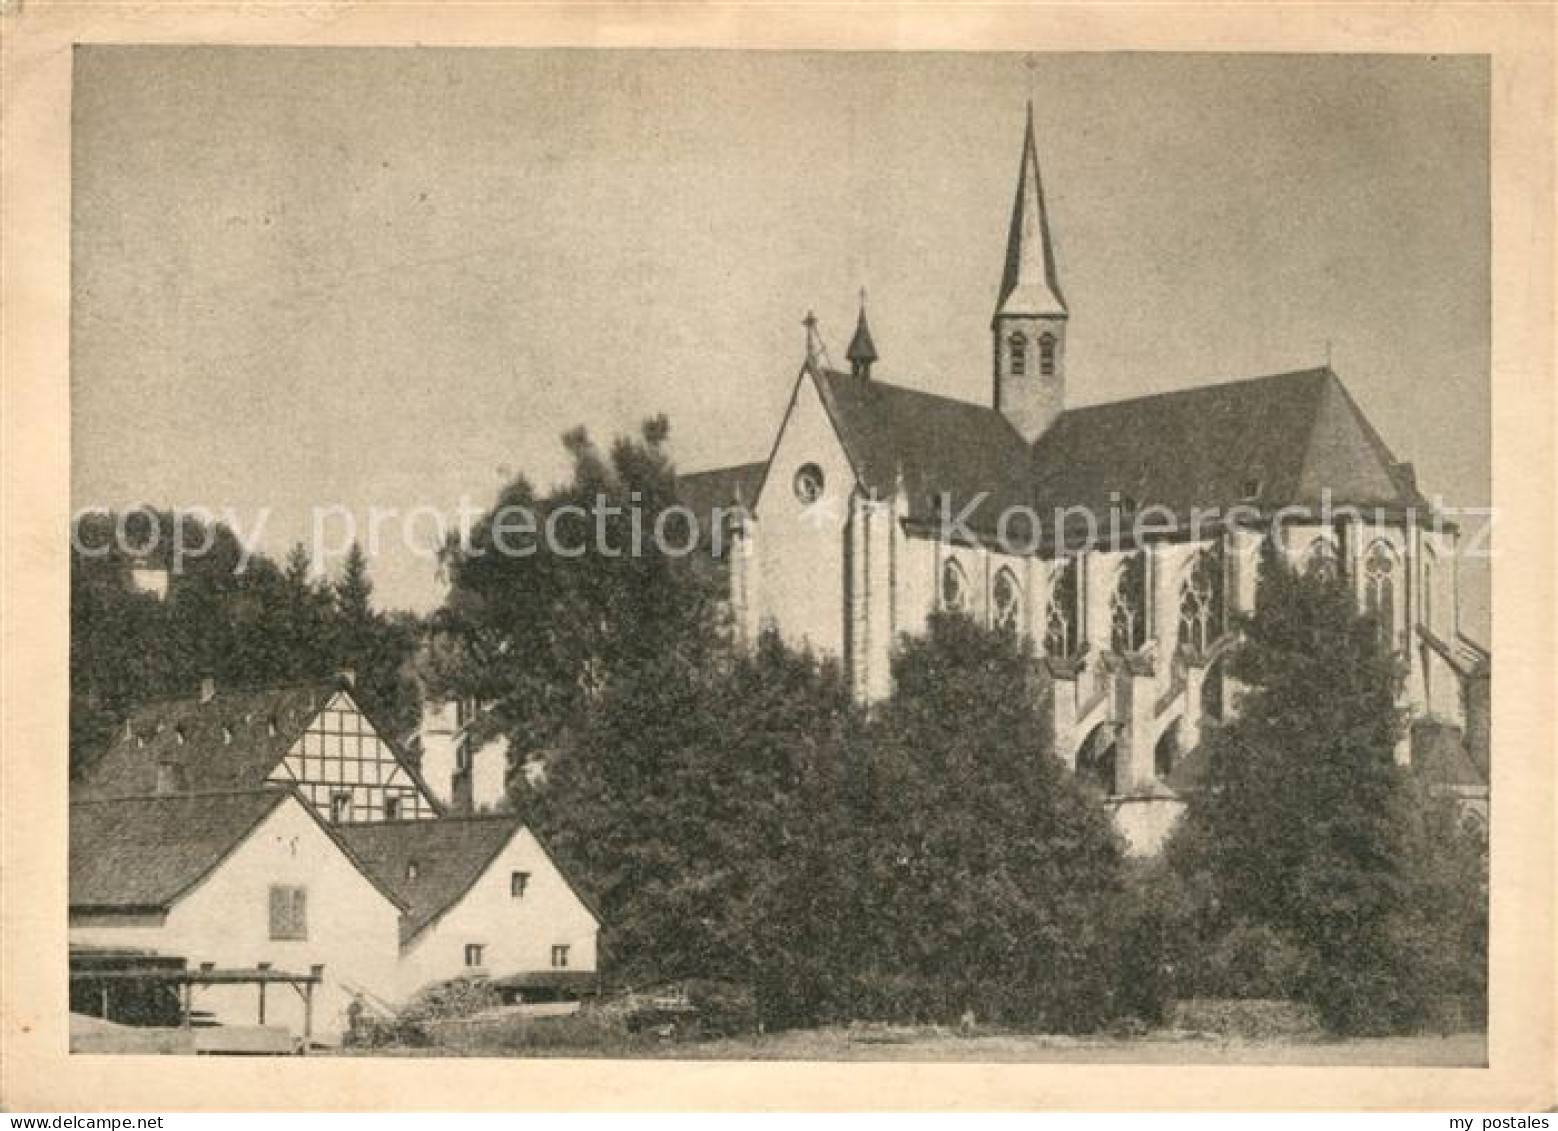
(302, 981, 314, 1053)
(181, 982, 193, 1030)
(257, 961, 270, 1025)
(100, 983, 110, 1020)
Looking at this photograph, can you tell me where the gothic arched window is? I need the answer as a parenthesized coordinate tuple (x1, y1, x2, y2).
(1009, 333, 1027, 377)
(1110, 551, 1149, 654)
(941, 558, 970, 613)
(1039, 332, 1057, 377)
(992, 567, 1022, 632)
(1177, 546, 1224, 657)
(1363, 539, 1398, 647)
(1044, 557, 1081, 660)
(1301, 535, 1341, 580)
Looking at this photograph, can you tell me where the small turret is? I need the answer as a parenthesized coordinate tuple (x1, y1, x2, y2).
(846, 290, 879, 379)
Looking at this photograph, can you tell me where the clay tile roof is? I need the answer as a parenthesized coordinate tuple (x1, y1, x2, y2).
(338, 817, 600, 942)
(73, 683, 337, 800)
(70, 788, 292, 911)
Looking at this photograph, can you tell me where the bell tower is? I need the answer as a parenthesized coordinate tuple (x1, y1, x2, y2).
(993, 103, 1068, 443)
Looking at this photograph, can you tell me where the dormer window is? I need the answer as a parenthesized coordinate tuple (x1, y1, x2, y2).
(1008, 333, 1028, 376)
(406, 860, 419, 881)
(1038, 333, 1057, 377)
(174, 725, 187, 745)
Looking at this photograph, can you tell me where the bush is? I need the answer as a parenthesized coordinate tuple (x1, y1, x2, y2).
(1199, 922, 1308, 1000)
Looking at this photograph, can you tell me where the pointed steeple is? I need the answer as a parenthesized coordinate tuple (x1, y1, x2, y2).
(994, 102, 1066, 321)
(846, 289, 878, 379)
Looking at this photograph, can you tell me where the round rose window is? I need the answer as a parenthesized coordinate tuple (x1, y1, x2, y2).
(793, 463, 824, 505)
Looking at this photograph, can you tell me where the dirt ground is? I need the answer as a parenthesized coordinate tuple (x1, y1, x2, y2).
(343, 1025, 1486, 1065)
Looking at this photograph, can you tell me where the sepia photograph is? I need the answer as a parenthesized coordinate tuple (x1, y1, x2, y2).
(2, 3, 1553, 1115)
(60, 45, 1493, 1064)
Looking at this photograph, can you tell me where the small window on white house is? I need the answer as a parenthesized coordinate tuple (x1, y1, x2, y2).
(551, 945, 571, 969)
(329, 792, 351, 824)
(464, 944, 485, 968)
(511, 871, 531, 898)
(268, 885, 308, 941)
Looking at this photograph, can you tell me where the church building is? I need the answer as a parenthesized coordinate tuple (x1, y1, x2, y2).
(681, 106, 1490, 854)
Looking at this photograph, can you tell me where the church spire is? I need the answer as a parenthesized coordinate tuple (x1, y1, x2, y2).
(994, 101, 1066, 322)
(991, 103, 1069, 443)
(846, 289, 878, 379)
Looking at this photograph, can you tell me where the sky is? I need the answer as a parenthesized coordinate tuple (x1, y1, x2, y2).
(71, 48, 1490, 635)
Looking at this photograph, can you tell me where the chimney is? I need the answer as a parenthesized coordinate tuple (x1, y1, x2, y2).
(338, 668, 357, 690)
(200, 676, 216, 704)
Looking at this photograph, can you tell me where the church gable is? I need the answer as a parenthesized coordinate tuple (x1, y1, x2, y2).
(268, 690, 438, 823)
(752, 364, 860, 522)
(1293, 372, 1419, 507)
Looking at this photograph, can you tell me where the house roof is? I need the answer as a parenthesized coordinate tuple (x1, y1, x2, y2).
(73, 683, 335, 799)
(73, 680, 439, 810)
(71, 786, 411, 914)
(70, 787, 290, 911)
(337, 817, 601, 942)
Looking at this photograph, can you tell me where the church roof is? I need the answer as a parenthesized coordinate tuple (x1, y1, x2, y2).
(676, 460, 767, 550)
(1030, 366, 1426, 520)
(704, 365, 1425, 549)
(677, 461, 767, 517)
(994, 103, 1067, 321)
(813, 366, 1036, 533)
(846, 305, 879, 365)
